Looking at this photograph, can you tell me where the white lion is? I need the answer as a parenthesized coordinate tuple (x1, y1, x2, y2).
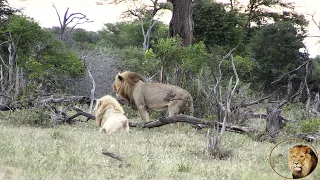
(94, 95, 129, 134)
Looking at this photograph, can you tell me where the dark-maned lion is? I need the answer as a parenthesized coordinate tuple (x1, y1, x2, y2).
(288, 144, 318, 179)
(93, 95, 129, 134)
(112, 71, 194, 122)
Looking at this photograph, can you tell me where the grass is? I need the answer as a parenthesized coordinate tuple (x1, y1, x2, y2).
(0, 120, 319, 180)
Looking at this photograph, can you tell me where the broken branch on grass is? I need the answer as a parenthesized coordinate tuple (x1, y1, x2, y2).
(101, 149, 123, 162)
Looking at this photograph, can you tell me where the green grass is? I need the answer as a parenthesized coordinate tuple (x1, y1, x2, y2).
(0, 121, 319, 180)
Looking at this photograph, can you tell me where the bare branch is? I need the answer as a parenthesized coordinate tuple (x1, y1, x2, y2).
(86, 65, 96, 114)
(307, 11, 320, 32)
(271, 59, 312, 84)
(0, 55, 9, 69)
(52, 4, 93, 40)
(52, 3, 63, 28)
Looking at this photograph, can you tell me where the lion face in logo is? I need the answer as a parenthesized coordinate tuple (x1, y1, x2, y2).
(288, 145, 318, 179)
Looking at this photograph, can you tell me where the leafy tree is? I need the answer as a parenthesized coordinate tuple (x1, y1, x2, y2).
(98, 22, 143, 48)
(243, 0, 308, 39)
(249, 21, 305, 87)
(98, 21, 168, 49)
(71, 28, 99, 44)
(1, 15, 84, 96)
(193, 0, 245, 53)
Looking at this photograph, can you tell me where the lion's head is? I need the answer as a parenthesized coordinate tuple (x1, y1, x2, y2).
(288, 144, 318, 179)
(94, 95, 124, 127)
(112, 71, 145, 107)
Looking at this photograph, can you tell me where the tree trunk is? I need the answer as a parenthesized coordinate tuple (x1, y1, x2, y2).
(266, 107, 282, 138)
(8, 33, 17, 87)
(168, 0, 193, 46)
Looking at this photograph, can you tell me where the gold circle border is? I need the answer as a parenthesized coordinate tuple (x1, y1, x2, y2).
(268, 138, 319, 179)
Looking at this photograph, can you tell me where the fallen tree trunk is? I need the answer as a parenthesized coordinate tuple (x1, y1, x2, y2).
(129, 114, 254, 134)
(295, 131, 320, 142)
(63, 108, 253, 134)
(0, 104, 16, 111)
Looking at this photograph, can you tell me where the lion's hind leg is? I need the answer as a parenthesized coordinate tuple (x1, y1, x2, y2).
(168, 99, 187, 117)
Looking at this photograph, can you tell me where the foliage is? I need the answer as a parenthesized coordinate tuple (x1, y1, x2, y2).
(71, 28, 99, 44)
(118, 47, 153, 73)
(243, 0, 308, 39)
(149, 37, 210, 76)
(98, 21, 168, 49)
(283, 122, 301, 135)
(300, 118, 320, 133)
(310, 56, 320, 84)
(193, 1, 245, 52)
(249, 21, 305, 87)
(2, 108, 52, 127)
(281, 103, 308, 121)
(1, 15, 85, 94)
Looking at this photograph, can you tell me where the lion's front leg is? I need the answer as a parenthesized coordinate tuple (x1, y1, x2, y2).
(137, 105, 150, 122)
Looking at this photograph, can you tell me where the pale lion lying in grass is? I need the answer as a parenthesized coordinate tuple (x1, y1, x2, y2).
(94, 95, 129, 134)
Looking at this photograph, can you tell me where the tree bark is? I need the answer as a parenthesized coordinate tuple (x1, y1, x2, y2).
(168, 0, 193, 46)
(129, 114, 253, 134)
(8, 33, 17, 87)
(266, 107, 282, 138)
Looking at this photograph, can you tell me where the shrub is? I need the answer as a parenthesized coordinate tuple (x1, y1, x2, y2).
(4, 108, 52, 127)
(300, 118, 320, 133)
(283, 122, 301, 135)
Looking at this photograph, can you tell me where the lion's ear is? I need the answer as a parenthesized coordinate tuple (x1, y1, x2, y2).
(118, 75, 123, 81)
(304, 147, 311, 154)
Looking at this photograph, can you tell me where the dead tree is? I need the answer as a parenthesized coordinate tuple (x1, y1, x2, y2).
(204, 47, 239, 156)
(0, 32, 22, 105)
(52, 4, 93, 41)
(81, 55, 96, 113)
(266, 107, 283, 138)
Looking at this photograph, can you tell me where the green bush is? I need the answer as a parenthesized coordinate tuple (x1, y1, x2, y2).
(300, 118, 320, 133)
(284, 122, 301, 135)
(4, 108, 52, 127)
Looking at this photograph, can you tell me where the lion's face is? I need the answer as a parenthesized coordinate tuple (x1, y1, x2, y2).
(288, 145, 315, 178)
(112, 73, 122, 96)
(289, 148, 308, 172)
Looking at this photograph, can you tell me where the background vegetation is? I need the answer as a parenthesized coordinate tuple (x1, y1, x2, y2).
(1, 0, 320, 179)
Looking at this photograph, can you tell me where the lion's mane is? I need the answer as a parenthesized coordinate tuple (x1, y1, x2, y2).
(94, 95, 125, 127)
(113, 71, 145, 108)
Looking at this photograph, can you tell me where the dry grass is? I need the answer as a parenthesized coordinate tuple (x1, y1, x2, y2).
(0, 121, 319, 180)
